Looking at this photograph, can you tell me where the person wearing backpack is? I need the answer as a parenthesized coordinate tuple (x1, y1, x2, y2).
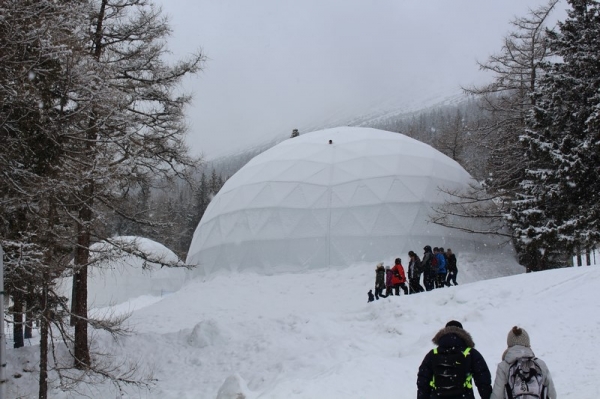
(408, 250, 425, 294)
(434, 247, 447, 288)
(384, 265, 394, 296)
(374, 262, 387, 300)
(417, 320, 492, 399)
(490, 326, 557, 399)
(422, 245, 436, 291)
(390, 258, 409, 295)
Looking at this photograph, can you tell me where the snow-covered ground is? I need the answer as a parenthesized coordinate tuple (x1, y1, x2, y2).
(5, 253, 599, 398)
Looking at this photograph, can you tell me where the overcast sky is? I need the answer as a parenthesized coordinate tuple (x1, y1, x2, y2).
(156, 0, 567, 160)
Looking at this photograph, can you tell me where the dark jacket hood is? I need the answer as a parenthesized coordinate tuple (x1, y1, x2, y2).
(432, 326, 475, 348)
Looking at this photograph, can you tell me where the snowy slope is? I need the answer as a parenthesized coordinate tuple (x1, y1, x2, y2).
(6, 257, 599, 398)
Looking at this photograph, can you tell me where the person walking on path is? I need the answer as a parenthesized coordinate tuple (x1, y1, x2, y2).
(490, 326, 557, 399)
(374, 262, 387, 299)
(422, 245, 435, 291)
(391, 258, 409, 295)
(434, 247, 447, 288)
(385, 265, 394, 296)
(408, 250, 425, 294)
(417, 320, 492, 399)
(446, 248, 458, 286)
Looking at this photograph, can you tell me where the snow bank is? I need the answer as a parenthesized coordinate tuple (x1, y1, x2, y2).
(6, 256, 598, 398)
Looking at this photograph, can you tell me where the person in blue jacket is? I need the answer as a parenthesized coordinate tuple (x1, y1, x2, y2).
(434, 247, 447, 288)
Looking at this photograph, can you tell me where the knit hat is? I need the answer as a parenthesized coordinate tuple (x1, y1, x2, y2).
(507, 326, 530, 348)
(445, 320, 463, 329)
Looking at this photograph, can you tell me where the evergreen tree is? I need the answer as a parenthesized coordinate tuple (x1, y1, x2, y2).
(209, 168, 221, 197)
(190, 171, 210, 236)
(517, 0, 600, 264)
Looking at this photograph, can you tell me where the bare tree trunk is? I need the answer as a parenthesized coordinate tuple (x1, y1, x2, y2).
(576, 246, 582, 266)
(586, 247, 591, 266)
(71, 0, 108, 367)
(70, 273, 78, 326)
(13, 288, 24, 348)
(73, 187, 92, 368)
(25, 283, 34, 339)
(39, 272, 49, 399)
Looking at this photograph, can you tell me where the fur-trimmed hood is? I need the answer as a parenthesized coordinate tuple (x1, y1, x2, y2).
(432, 326, 475, 348)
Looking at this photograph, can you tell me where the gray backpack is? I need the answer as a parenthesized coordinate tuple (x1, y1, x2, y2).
(505, 357, 546, 399)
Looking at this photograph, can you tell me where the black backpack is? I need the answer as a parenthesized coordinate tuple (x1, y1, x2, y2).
(430, 347, 473, 397)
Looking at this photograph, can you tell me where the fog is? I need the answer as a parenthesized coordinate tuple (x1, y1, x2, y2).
(156, 0, 566, 159)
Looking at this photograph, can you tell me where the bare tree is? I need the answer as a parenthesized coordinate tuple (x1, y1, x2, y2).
(1, 0, 204, 396)
(434, 109, 468, 164)
(432, 0, 560, 270)
(465, 0, 558, 192)
(61, 0, 204, 369)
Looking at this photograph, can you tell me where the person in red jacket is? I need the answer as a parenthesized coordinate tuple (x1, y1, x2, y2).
(391, 258, 409, 295)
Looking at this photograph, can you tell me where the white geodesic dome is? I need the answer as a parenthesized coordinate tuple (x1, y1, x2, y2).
(59, 236, 187, 308)
(187, 127, 499, 275)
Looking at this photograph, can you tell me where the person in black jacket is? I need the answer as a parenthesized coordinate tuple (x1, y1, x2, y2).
(445, 248, 458, 286)
(417, 320, 492, 399)
(408, 250, 425, 294)
(421, 245, 435, 291)
(374, 262, 387, 299)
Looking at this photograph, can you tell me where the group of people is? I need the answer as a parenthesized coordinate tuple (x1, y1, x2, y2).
(417, 320, 556, 399)
(368, 246, 459, 302)
(370, 257, 409, 301)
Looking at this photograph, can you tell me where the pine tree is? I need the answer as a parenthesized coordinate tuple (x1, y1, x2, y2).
(191, 171, 210, 226)
(517, 0, 600, 265)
